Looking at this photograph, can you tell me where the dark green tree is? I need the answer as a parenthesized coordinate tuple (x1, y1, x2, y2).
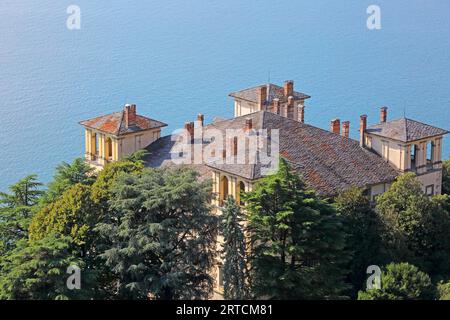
(0, 175, 43, 254)
(376, 173, 450, 277)
(0, 234, 89, 300)
(90, 158, 143, 205)
(437, 281, 450, 300)
(243, 158, 348, 299)
(220, 196, 248, 299)
(96, 167, 218, 299)
(29, 184, 99, 246)
(443, 157, 450, 195)
(358, 262, 435, 300)
(335, 187, 383, 297)
(41, 158, 95, 205)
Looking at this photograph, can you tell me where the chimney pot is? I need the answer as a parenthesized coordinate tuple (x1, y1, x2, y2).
(197, 113, 204, 126)
(330, 119, 341, 134)
(288, 96, 294, 106)
(380, 106, 388, 123)
(298, 105, 305, 123)
(284, 80, 294, 97)
(245, 118, 253, 132)
(228, 137, 238, 157)
(273, 98, 280, 114)
(184, 122, 194, 142)
(360, 115, 367, 147)
(124, 104, 137, 128)
(258, 86, 268, 111)
(342, 121, 350, 138)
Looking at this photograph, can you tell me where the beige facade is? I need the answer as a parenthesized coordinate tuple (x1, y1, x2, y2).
(365, 133, 445, 196)
(84, 128, 161, 168)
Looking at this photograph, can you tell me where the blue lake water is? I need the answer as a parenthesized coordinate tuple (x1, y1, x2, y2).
(0, 0, 449, 189)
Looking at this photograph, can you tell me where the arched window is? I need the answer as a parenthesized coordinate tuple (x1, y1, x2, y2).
(220, 176, 229, 206)
(105, 137, 113, 161)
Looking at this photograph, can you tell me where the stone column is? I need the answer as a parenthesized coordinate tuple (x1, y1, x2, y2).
(98, 134, 105, 166)
(85, 129, 91, 160)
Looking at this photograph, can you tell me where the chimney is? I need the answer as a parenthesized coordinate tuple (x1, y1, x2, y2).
(228, 137, 238, 157)
(284, 80, 294, 97)
(273, 98, 280, 114)
(258, 86, 267, 111)
(342, 121, 350, 138)
(245, 118, 253, 132)
(360, 115, 367, 147)
(380, 106, 388, 123)
(330, 119, 341, 134)
(298, 106, 305, 123)
(197, 113, 204, 127)
(184, 122, 194, 142)
(287, 96, 295, 119)
(124, 104, 137, 128)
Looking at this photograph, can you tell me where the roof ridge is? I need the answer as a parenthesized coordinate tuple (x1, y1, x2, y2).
(117, 109, 125, 136)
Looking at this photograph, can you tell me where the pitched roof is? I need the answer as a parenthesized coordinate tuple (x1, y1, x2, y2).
(229, 83, 311, 103)
(79, 110, 167, 136)
(366, 118, 448, 143)
(144, 135, 212, 181)
(205, 111, 399, 195)
(143, 111, 399, 196)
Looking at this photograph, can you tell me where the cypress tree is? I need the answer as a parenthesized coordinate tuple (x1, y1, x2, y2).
(220, 196, 248, 299)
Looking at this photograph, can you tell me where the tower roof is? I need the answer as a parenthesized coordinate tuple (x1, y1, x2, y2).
(229, 83, 310, 104)
(366, 118, 448, 143)
(79, 107, 167, 136)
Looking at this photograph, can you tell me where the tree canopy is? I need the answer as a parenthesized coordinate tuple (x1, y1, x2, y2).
(96, 167, 218, 299)
(376, 173, 450, 278)
(335, 187, 383, 296)
(244, 158, 348, 299)
(358, 262, 435, 300)
(220, 196, 249, 299)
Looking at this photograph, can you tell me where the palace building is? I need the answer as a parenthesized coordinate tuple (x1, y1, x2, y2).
(80, 80, 448, 297)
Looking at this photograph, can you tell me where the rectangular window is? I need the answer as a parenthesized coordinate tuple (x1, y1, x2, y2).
(425, 185, 434, 196)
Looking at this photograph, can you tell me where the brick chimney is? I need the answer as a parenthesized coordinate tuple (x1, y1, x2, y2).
(258, 86, 267, 111)
(284, 80, 294, 97)
(197, 113, 204, 127)
(360, 115, 367, 147)
(287, 96, 295, 119)
(273, 98, 280, 114)
(184, 122, 194, 142)
(380, 106, 388, 123)
(342, 121, 350, 138)
(330, 119, 341, 134)
(298, 106, 305, 123)
(124, 104, 137, 128)
(228, 137, 238, 157)
(245, 118, 253, 132)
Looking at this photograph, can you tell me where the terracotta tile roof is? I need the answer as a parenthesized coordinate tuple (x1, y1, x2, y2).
(143, 111, 399, 196)
(79, 110, 167, 136)
(229, 83, 311, 103)
(366, 118, 448, 143)
(144, 135, 212, 181)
